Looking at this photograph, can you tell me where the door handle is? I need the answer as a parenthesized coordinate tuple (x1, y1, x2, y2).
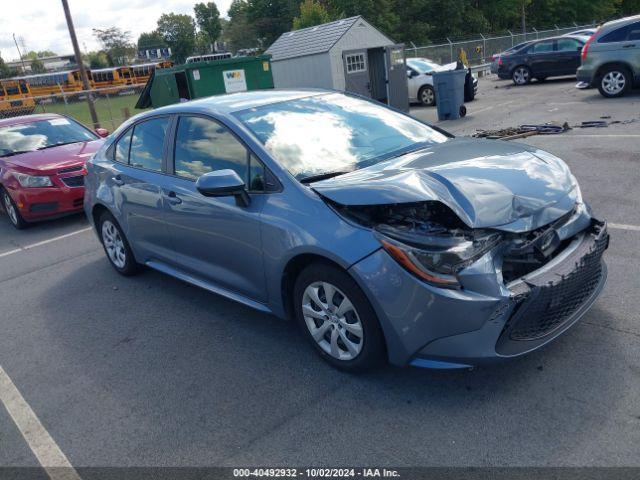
(112, 175, 125, 186)
(166, 191, 182, 205)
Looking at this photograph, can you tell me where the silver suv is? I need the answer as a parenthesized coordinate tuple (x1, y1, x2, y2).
(577, 15, 640, 97)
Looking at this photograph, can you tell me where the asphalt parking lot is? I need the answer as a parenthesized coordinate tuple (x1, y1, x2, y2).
(1, 76, 639, 472)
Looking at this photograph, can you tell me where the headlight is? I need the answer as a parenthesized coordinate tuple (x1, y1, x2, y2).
(13, 173, 53, 188)
(376, 230, 502, 288)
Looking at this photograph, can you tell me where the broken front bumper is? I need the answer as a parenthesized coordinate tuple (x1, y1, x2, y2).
(350, 220, 608, 368)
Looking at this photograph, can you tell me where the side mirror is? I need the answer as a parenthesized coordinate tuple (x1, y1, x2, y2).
(196, 169, 250, 207)
(95, 128, 109, 138)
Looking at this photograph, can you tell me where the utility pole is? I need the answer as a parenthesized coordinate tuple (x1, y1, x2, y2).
(12, 34, 27, 73)
(521, 2, 527, 35)
(61, 0, 99, 128)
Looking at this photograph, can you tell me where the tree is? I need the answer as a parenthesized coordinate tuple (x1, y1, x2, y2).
(293, 0, 332, 29)
(246, 0, 301, 47)
(30, 58, 46, 73)
(24, 50, 56, 60)
(0, 56, 18, 79)
(194, 2, 222, 52)
(157, 13, 197, 64)
(86, 51, 109, 68)
(224, 0, 260, 52)
(93, 27, 135, 66)
(137, 31, 166, 50)
(328, 0, 399, 39)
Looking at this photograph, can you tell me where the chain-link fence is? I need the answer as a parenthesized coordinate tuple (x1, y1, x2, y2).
(406, 23, 597, 66)
(0, 84, 147, 131)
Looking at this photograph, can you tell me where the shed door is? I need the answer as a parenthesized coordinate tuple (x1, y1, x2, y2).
(343, 49, 370, 97)
(385, 44, 409, 112)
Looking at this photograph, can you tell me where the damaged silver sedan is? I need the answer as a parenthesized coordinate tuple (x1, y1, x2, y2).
(85, 90, 608, 372)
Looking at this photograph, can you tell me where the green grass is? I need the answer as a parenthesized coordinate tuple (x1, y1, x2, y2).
(36, 92, 148, 131)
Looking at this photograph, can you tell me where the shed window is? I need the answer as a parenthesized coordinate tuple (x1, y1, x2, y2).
(345, 53, 366, 73)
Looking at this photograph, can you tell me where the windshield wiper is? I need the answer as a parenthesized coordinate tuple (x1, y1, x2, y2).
(300, 171, 352, 184)
(0, 150, 34, 158)
(37, 140, 82, 150)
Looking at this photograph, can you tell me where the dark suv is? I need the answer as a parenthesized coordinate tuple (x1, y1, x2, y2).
(577, 15, 640, 98)
(498, 35, 587, 85)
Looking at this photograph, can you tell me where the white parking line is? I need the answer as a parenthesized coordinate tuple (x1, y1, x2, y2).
(0, 365, 81, 480)
(609, 223, 640, 232)
(0, 227, 92, 259)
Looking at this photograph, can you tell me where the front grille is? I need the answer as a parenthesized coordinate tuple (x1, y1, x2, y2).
(61, 175, 84, 188)
(58, 165, 83, 174)
(496, 221, 608, 354)
(73, 197, 84, 208)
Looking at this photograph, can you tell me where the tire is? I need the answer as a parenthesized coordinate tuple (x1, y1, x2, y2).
(459, 105, 467, 117)
(293, 262, 386, 372)
(1, 187, 28, 229)
(597, 65, 631, 98)
(98, 211, 141, 276)
(418, 85, 435, 106)
(512, 65, 531, 85)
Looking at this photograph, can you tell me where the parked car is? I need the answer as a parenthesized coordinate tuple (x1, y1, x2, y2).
(407, 58, 478, 106)
(577, 15, 640, 97)
(85, 90, 608, 372)
(0, 113, 107, 229)
(564, 28, 597, 37)
(497, 35, 588, 85)
(489, 41, 532, 74)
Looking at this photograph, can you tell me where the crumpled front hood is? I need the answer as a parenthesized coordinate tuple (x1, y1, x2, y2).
(311, 138, 580, 232)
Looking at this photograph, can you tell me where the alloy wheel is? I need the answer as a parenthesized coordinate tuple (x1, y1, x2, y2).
(601, 71, 626, 96)
(101, 220, 127, 269)
(513, 67, 530, 85)
(421, 87, 434, 105)
(302, 281, 364, 361)
(3, 191, 18, 226)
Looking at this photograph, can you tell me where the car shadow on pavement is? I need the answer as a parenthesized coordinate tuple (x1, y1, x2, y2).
(27, 256, 626, 465)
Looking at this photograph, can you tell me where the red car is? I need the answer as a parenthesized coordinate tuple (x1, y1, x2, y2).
(0, 113, 107, 229)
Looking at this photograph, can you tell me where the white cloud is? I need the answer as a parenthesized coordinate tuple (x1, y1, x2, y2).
(0, 0, 233, 61)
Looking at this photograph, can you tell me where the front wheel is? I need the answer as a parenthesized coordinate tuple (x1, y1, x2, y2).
(294, 263, 386, 372)
(98, 211, 141, 276)
(418, 85, 435, 106)
(598, 67, 630, 98)
(2, 187, 28, 229)
(512, 65, 531, 85)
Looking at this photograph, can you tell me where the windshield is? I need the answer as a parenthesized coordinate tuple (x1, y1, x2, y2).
(0, 117, 97, 157)
(407, 58, 441, 73)
(235, 93, 448, 180)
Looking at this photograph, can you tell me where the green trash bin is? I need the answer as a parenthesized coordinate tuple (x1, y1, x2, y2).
(432, 69, 467, 121)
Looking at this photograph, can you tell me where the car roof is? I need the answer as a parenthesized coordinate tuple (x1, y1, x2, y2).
(0, 113, 64, 128)
(602, 14, 640, 30)
(142, 89, 333, 118)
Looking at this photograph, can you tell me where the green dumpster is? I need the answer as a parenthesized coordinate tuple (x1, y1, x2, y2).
(136, 55, 274, 109)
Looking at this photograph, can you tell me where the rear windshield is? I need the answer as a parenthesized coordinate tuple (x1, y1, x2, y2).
(407, 58, 441, 73)
(0, 118, 97, 157)
(235, 93, 448, 180)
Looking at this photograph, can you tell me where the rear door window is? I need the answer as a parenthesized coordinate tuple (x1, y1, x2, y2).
(128, 117, 170, 172)
(557, 38, 583, 52)
(532, 40, 554, 53)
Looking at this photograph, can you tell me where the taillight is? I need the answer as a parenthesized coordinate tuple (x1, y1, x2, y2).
(582, 30, 599, 62)
(498, 57, 503, 66)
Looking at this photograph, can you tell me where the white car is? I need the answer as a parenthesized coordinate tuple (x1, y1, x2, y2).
(407, 58, 478, 106)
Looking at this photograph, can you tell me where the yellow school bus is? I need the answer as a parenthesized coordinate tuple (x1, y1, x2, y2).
(129, 61, 174, 85)
(0, 79, 36, 118)
(91, 67, 133, 91)
(15, 70, 87, 96)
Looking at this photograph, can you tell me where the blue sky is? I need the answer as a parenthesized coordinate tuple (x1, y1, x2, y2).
(0, 0, 233, 61)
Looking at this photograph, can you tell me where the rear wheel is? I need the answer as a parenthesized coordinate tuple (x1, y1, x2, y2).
(512, 65, 531, 85)
(418, 85, 435, 106)
(1, 187, 27, 229)
(294, 263, 386, 372)
(98, 211, 141, 276)
(598, 66, 630, 98)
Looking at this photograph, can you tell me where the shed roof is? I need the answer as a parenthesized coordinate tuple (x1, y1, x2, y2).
(266, 16, 363, 62)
